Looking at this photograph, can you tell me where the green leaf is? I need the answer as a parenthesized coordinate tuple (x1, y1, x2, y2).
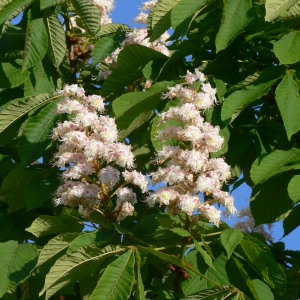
(36, 233, 78, 269)
(0, 93, 60, 134)
(44, 12, 67, 69)
(89, 249, 135, 300)
(148, 0, 181, 42)
(171, 0, 205, 37)
(92, 33, 126, 67)
(70, 0, 101, 35)
(273, 31, 300, 65)
(215, 0, 253, 52)
(112, 81, 172, 140)
(18, 100, 59, 166)
(40, 0, 65, 10)
(101, 44, 167, 98)
(220, 229, 243, 258)
(67, 230, 117, 253)
(181, 285, 236, 299)
(265, 0, 298, 21)
(24, 59, 58, 96)
(283, 204, 300, 236)
(194, 240, 215, 269)
(41, 245, 124, 299)
(97, 23, 130, 37)
(23, 173, 60, 210)
(239, 235, 286, 297)
(287, 175, 300, 203)
(0, 167, 53, 212)
(284, 1, 300, 18)
(138, 246, 187, 271)
(275, 72, 300, 140)
(0, 0, 33, 27)
(250, 148, 300, 186)
(221, 80, 277, 125)
(0, 241, 38, 297)
(250, 172, 295, 225)
(0, 60, 30, 88)
(134, 250, 145, 300)
(252, 279, 274, 300)
(23, 18, 48, 71)
(172, 228, 191, 237)
(26, 214, 84, 237)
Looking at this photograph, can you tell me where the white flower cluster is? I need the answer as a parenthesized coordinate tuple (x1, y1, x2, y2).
(88, 0, 115, 25)
(146, 70, 238, 226)
(96, 0, 170, 81)
(52, 85, 148, 221)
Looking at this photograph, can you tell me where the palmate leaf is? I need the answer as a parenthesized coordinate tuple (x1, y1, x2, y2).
(171, 0, 205, 37)
(239, 235, 286, 298)
(24, 59, 58, 96)
(23, 18, 48, 71)
(215, 0, 253, 52)
(97, 23, 130, 37)
(40, 0, 66, 10)
(181, 285, 237, 300)
(250, 148, 300, 186)
(194, 240, 215, 269)
(101, 44, 167, 98)
(35, 233, 78, 275)
(26, 214, 83, 237)
(287, 175, 300, 203)
(283, 204, 300, 236)
(148, 0, 181, 42)
(112, 81, 173, 140)
(250, 172, 298, 225)
(89, 249, 135, 300)
(273, 31, 300, 65)
(134, 250, 145, 300)
(40, 245, 125, 300)
(44, 12, 67, 69)
(275, 72, 300, 140)
(220, 229, 243, 258)
(0, 167, 53, 212)
(0, 0, 33, 35)
(18, 100, 60, 166)
(92, 32, 126, 67)
(70, 0, 101, 35)
(0, 93, 60, 135)
(221, 79, 277, 125)
(283, 1, 300, 18)
(0, 241, 38, 298)
(0, 60, 30, 88)
(265, 0, 298, 21)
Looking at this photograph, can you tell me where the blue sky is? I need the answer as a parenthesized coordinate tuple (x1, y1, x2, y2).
(111, 0, 299, 251)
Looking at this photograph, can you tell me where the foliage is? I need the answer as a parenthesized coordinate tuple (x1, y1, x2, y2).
(0, 0, 300, 299)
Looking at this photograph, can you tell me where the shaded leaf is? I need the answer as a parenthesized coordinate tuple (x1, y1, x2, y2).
(181, 285, 236, 299)
(194, 240, 215, 269)
(0, 241, 38, 297)
(220, 228, 243, 258)
(216, 0, 253, 52)
(18, 100, 59, 166)
(283, 204, 300, 236)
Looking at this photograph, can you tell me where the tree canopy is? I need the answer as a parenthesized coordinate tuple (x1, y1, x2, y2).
(0, 0, 300, 299)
